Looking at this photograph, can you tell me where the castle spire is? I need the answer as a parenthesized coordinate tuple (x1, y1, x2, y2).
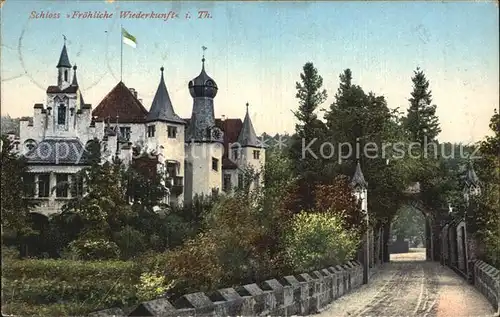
(146, 66, 184, 124)
(71, 65, 78, 86)
(237, 102, 260, 147)
(57, 37, 71, 68)
(351, 160, 368, 189)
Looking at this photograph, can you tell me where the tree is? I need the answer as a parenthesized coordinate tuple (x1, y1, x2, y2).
(391, 205, 426, 246)
(403, 67, 441, 146)
(0, 136, 36, 237)
(288, 62, 328, 211)
(61, 140, 132, 239)
(475, 109, 500, 266)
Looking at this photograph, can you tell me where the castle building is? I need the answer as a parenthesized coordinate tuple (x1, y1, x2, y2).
(12, 42, 265, 216)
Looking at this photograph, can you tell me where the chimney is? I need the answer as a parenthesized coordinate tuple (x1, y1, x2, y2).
(221, 115, 226, 122)
(129, 88, 138, 98)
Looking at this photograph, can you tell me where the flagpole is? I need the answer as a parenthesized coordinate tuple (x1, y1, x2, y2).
(120, 24, 123, 82)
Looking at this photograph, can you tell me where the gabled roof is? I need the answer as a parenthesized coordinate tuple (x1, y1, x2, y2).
(57, 44, 71, 68)
(237, 103, 260, 148)
(146, 68, 185, 124)
(23, 139, 91, 165)
(92, 82, 148, 123)
(351, 161, 368, 188)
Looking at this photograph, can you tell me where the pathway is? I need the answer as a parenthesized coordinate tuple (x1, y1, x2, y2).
(313, 249, 496, 317)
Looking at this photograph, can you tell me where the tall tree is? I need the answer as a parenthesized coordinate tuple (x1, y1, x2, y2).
(288, 62, 328, 211)
(403, 67, 441, 146)
(0, 136, 36, 236)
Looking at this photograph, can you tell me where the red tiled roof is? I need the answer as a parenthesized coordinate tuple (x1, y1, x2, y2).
(92, 82, 148, 123)
(184, 118, 243, 169)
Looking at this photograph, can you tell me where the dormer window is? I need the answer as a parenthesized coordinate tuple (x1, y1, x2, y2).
(58, 104, 66, 125)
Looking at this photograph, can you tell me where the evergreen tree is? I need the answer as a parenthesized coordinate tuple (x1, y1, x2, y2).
(403, 67, 441, 146)
(288, 62, 328, 211)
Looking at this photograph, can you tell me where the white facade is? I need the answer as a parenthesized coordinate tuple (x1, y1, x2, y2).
(13, 43, 265, 216)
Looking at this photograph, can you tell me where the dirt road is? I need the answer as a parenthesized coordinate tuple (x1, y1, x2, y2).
(314, 250, 496, 317)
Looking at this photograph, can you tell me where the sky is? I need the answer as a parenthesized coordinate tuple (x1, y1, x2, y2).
(1, 0, 498, 143)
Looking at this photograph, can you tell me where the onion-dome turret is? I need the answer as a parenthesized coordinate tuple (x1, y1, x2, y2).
(188, 56, 218, 99)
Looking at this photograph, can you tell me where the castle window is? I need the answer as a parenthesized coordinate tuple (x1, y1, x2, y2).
(71, 174, 84, 197)
(166, 162, 177, 177)
(147, 125, 156, 138)
(23, 174, 35, 197)
(58, 104, 66, 125)
(119, 127, 131, 141)
(56, 174, 69, 198)
(168, 126, 177, 139)
(223, 174, 232, 192)
(232, 148, 239, 160)
(64, 70, 68, 82)
(38, 174, 50, 198)
(212, 157, 219, 171)
(237, 174, 243, 189)
(253, 150, 260, 159)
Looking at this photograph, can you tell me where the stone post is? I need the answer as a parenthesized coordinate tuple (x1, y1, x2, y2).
(351, 161, 369, 284)
(463, 161, 481, 283)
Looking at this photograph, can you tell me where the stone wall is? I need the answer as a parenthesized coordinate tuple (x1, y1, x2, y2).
(89, 260, 363, 317)
(473, 260, 500, 315)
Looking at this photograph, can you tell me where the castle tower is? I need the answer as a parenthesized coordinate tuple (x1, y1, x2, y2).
(57, 41, 72, 90)
(232, 102, 265, 191)
(44, 41, 84, 138)
(185, 49, 224, 202)
(146, 67, 186, 206)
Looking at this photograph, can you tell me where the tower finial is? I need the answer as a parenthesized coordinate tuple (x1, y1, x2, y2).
(160, 66, 164, 72)
(202, 45, 207, 66)
(63, 34, 67, 45)
(246, 102, 249, 112)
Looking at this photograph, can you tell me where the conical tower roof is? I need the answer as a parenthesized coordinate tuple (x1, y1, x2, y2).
(351, 161, 368, 189)
(237, 103, 260, 147)
(57, 44, 71, 68)
(146, 67, 185, 124)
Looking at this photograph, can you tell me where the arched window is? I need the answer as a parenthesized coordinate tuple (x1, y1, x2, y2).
(58, 104, 66, 125)
(64, 70, 68, 82)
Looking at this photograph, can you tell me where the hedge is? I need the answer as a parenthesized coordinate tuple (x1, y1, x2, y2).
(1, 259, 142, 316)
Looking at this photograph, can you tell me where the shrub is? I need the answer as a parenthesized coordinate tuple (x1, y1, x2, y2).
(68, 238, 120, 260)
(284, 211, 360, 272)
(2, 245, 20, 261)
(136, 271, 175, 302)
(112, 226, 146, 259)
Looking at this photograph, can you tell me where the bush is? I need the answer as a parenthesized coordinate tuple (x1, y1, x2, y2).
(284, 211, 360, 272)
(68, 238, 120, 260)
(112, 226, 146, 259)
(136, 271, 175, 302)
(2, 245, 20, 261)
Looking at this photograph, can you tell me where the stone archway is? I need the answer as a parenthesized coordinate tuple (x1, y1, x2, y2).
(380, 183, 448, 263)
